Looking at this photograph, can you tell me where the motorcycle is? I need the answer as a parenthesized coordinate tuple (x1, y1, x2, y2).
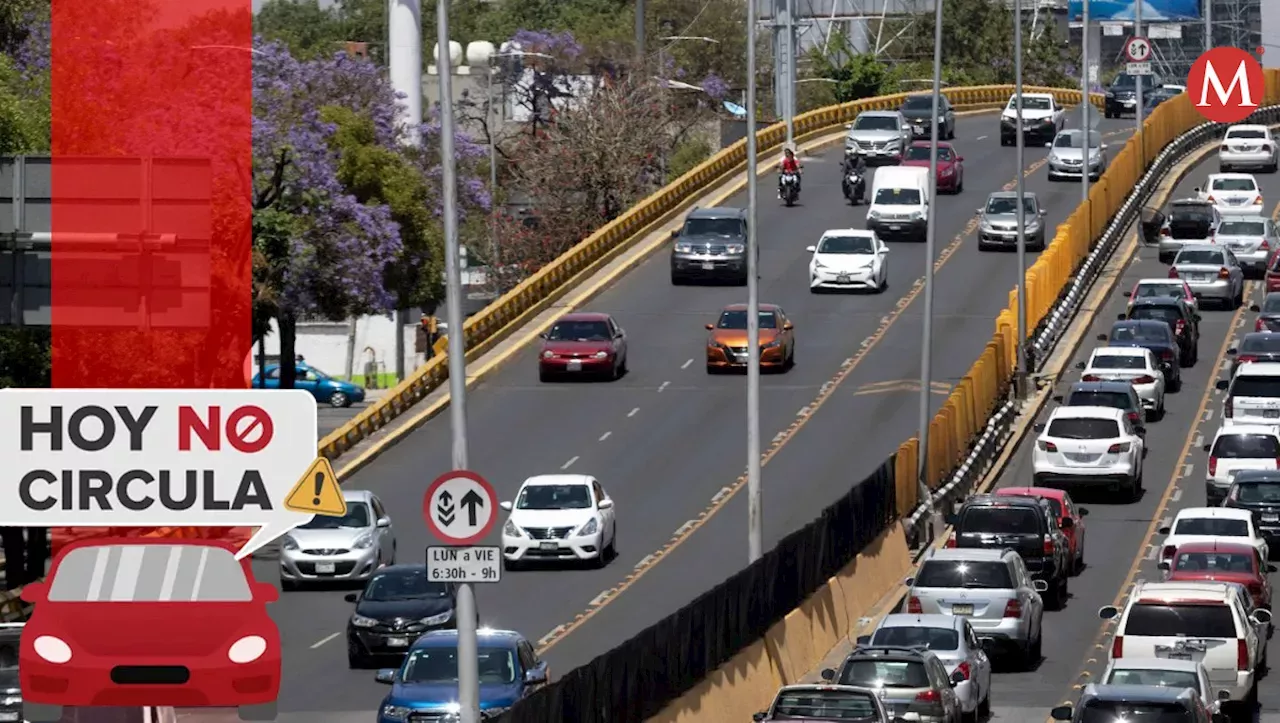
(779, 172, 800, 206)
(842, 168, 866, 205)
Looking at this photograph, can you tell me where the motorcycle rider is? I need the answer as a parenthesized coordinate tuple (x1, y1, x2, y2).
(778, 147, 801, 199)
(842, 153, 867, 201)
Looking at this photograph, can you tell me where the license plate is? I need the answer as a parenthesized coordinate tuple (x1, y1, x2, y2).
(952, 604, 974, 615)
(915, 125, 925, 132)
(702, 262, 715, 270)
(539, 541, 558, 550)
(1263, 513, 1279, 522)
(1159, 651, 1193, 660)
(566, 360, 582, 372)
(314, 562, 335, 574)
(889, 224, 902, 231)
(1266, 409, 1280, 418)
(386, 636, 409, 647)
(0, 712, 17, 721)
(1192, 274, 1209, 281)
(837, 274, 851, 283)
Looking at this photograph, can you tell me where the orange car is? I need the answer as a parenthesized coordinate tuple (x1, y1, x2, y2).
(705, 303, 795, 373)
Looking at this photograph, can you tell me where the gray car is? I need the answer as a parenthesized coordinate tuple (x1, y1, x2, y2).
(1158, 199, 1222, 263)
(977, 191, 1046, 251)
(904, 548, 1047, 669)
(845, 111, 912, 165)
(278, 489, 397, 590)
(1171, 244, 1245, 308)
(822, 645, 964, 723)
(669, 207, 750, 285)
(899, 94, 955, 140)
(1047, 129, 1109, 182)
(1216, 214, 1279, 277)
(1051, 683, 1226, 723)
(860, 614, 993, 718)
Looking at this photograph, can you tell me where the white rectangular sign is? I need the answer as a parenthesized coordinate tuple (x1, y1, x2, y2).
(427, 546, 502, 583)
(1127, 62, 1153, 75)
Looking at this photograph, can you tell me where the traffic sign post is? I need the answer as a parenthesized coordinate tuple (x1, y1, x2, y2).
(1126, 62, 1153, 75)
(423, 470, 499, 545)
(1124, 36, 1152, 63)
(427, 545, 502, 583)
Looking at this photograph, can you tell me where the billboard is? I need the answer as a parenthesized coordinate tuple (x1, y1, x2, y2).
(1067, 0, 1201, 21)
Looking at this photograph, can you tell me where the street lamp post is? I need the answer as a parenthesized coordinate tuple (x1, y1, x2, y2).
(744, 0, 763, 564)
(1013, 0, 1030, 401)
(1081, 0, 1091, 208)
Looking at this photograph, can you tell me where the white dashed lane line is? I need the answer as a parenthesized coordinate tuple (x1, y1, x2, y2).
(681, 358, 693, 370)
(628, 407, 640, 417)
(658, 381, 670, 392)
(599, 431, 612, 442)
(311, 632, 340, 649)
(561, 456, 579, 470)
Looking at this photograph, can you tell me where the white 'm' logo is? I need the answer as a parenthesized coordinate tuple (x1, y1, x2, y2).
(1196, 59, 1257, 108)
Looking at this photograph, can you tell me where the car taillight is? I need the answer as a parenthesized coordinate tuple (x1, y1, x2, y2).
(1160, 349, 1175, 361)
(1207, 195, 1217, 204)
(1259, 318, 1267, 332)
(1249, 582, 1264, 601)
(1264, 239, 1273, 252)
(1043, 536, 1055, 554)
(1133, 375, 1156, 384)
(1108, 442, 1131, 453)
(1161, 226, 1171, 236)
(1003, 599, 1022, 618)
(1225, 397, 1234, 418)
(1176, 319, 1186, 335)
(916, 690, 941, 703)
(907, 596, 922, 613)
(1127, 411, 1140, 423)
(1238, 639, 1249, 670)
(1219, 267, 1231, 279)
(1112, 635, 1123, 658)
(1168, 266, 1180, 278)
(1239, 355, 1259, 363)
(1082, 374, 1102, 381)
(1208, 456, 1218, 475)
(1162, 545, 1178, 560)
(1038, 440, 1058, 452)
(944, 531, 957, 548)
(1256, 195, 1265, 206)
(1275, 457, 1280, 469)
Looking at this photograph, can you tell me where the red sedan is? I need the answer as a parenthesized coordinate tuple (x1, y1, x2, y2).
(1161, 540, 1274, 610)
(900, 141, 964, 194)
(538, 312, 629, 382)
(996, 487, 1088, 574)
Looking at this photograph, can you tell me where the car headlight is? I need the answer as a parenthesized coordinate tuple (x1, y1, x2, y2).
(380, 704, 411, 722)
(503, 519, 521, 537)
(940, 166, 953, 175)
(351, 614, 379, 629)
(1025, 220, 1041, 233)
(422, 609, 453, 626)
(726, 244, 745, 254)
(868, 209, 881, 219)
(1106, 91, 1116, 98)
(593, 351, 608, 359)
(33, 635, 71, 664)
(542, 350, 554, 359)
(353, 532, 375, 549)
(228, 635, 267, 664)
(813, 258, 826, 269)
(675, 243, 693, 253)
(577, 518, 598, 536)
(0, 695, 19, 707)
(1001, 116, 1015, 125)
(281, 536, 299, 551)
(909, 210, 925, 220)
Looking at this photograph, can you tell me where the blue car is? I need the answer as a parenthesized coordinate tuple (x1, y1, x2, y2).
(250, 362, 366, 408)
(375, 629, 550, 722)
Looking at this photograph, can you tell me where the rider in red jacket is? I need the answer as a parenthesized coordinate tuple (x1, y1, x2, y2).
(778, 148, 801, 198)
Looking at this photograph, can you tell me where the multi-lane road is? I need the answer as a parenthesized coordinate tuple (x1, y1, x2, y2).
(976, 158, 1280, 722)
(252, 110, 1136, 716)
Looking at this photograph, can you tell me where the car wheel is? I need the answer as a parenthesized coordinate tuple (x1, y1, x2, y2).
(348, 648, 369, 669)
(1030, 631, 1043, 664)
(281, 578, 300, 592)
(23, 703, 63, 723)
(329, 391, 350, 408)
(503, 557, 523, 572)
(619, 355, 628, 375)
(1075, 550, 1085, 576)
(539, 369, 552, 383)
(670, 272, 683, 285)
(706, 364, 718, 375)
(978, 689, 991, 718)
(237, 703, 278, 722)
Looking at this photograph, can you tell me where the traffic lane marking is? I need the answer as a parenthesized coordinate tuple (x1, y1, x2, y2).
(310, 632, 340, 649)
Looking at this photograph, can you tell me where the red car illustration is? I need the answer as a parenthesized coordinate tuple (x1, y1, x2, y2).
(19, 538, 281, 722)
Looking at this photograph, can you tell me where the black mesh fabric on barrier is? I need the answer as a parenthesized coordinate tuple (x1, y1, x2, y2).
(497, 454, 897, 723)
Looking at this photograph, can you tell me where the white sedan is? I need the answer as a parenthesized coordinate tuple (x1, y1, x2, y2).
(499, 474, 617, 569)
(1156, 507, 1270, 567)
(1076, 346, 1166, 418)
(1202, 172, 1265, 215)
(807, 229, 889, 293)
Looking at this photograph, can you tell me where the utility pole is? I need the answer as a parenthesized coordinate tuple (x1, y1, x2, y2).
(1081, 0, 1092, 208)
(746, 0, 763, 564)
(434, 3, 479, 723)
(1135, 0, 1144, 137)
(1204, 0, 1212, 53)
(636, 0, 645, 61)
(784, 0, 796, 148)
(1013, 0, 1029, 400)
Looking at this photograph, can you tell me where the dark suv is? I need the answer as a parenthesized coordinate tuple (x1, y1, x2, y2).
(669, 207, 750, 285)
(1123, 297, 1200, 367)
(1225, 470, 1280, 547)
(945, 494, 1071, 609)
(1105, 73, 1162, 118)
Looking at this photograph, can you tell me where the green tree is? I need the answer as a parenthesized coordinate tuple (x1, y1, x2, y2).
(254, 0, 346, 59)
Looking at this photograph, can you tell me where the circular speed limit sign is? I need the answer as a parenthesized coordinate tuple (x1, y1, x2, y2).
(1125, 36, 1152, 63)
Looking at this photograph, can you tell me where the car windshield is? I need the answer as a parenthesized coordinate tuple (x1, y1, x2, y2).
(1047, 418, 1121, 439)
(300, 501, 370, 529)
(819, 236, 875, 254)
(47, 544, 252, 602)
(547, 320, 611, 342)
(1131, 306, 1181, 325)
(838, 659, 929, 688)
(903, 146, 954, 161)
(1079, 700, 1192, 723)
(1262, 295, 1280, 312)
(1067, 390, 1134, 411)
(683, 217, 742, 237)
(303, 366, 332, 380)
(1123, 603, 1237, 638)
(1105, 668, 1201, 693)
(1212, 178, 1257, 192)
(1228, 128, 1267, 140)
(902, 96, 934, 110)
(1173, 551, 1255, 573)
(1091, 354, 1147, 370)
(363, 569, 450, 601)
(960, 506, 1042, 534)
(1230, 376, 1280, 397)
(718, 310, 778, 329)
(401, 646, 516, 685)
(1112, 74, 1138, 88)
(1134, 283, 1186, 300)
(1173, 517, 1248, 537)
(853, 115, 899, 131)
(1233, 481, 1280, 503)
(770, 689, 880, 720)
(874, 188, 921, 205)
(985, 197, 1038, 215)
(1110, 323, 1171, 343)
(1219, 220, 1266, 236)
(872, 626, 959, 650)
(914, 559, 1013, 589)
(516, 484, 592, 510)
(0, 628, 17, 688)
(1176, 250, 1225, 265)
(1211, 433, 1280, 458)
(1010, 97, 1052, 110)
(1241, 334, 1280, 352)
(1054, 131, 1102, 148)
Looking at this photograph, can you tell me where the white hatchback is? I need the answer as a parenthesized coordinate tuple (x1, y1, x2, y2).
(1202, 425, 1280, 506)
(1032, 406, 1145, 500)
(807, 229, 889, 293)
(1202, 173, 1264, 215)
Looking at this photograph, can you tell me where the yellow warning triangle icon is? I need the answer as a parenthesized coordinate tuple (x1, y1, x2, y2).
(284, 458, 347, 517)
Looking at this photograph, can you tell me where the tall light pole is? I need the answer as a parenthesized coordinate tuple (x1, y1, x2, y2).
(1081, 0, 1091, 208)
(1013, 0, 1030, 399)
(389, 0, 423, 382)
(784, 0, 797, 148)
(434, 6, 479, 723)
(1134, 0, 1145, 139)
(916, 0, 945, 533)
(1204, 0, 1212, 53)
(745, 0, 763, 564)
(636, 0, 645, 61)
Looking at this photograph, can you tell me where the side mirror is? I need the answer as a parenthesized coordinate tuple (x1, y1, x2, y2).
(783, 322, 794, 331)
(1033, 579, 1049, 592)
(844, 123, 853, 129)
(524, 668, 549, 685)
(1253, 608, 1273, 625)
(944, 513, 958, 525)
(1050, 705, 1074, 721)
(1079, 508, 1089, 516)
(1157, 560, 1171, 571)
(669, 229, 680, 239)
(705, 323, 715, 330)
(500, 501, 513, 511)
(1123, 290, 1133, 297)
(1098, 605, 1119, 619)
(375, 669, 397, 684)
(538, 332, 548, 340)
(805, 245, 816, 252)
(598, 499, 614, 510)
(1052, 394, 1064, 403)
(1216, 379, 1230, 390)
(1040, 209, 1047, 216)
(1033, 423, 1046, 433)
(820, 668, 836, 682)
(1195, 314, 1202, 321)
(881, 247, 890, 254)
(1158, 526, 1172, 535)
(949, 670, 966, 686)
(1268, 564, 1278, 573)
(344, 592, 360, 603)
(903, 577, 916, 587)
(1134, 425, 1146, 437)
(1075, 361, 1086, 370)
(19, 581, 47, 604)
(1251, 304, 1261, 312)
(856, 634, 872, 645)
(1096, 333, 1108, 341)
(1102, 143, 1109, 150)
(1227, 348, 1238, 356)
(976, 207, 985, 215)
(1116, 313, 1127, 320)
(1061, 517, 1074, 529)
(255, 582, 280, 603)
(957, 156, 964, 162)
(376, 517, 391, 528)
(753, 714, 767, 723)
(1202, 443, 1212, 453)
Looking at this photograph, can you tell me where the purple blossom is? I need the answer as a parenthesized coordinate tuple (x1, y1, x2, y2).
(702, 73, 729, 100)
(509, 29, 582, 61)
(14, 16, 50, 82)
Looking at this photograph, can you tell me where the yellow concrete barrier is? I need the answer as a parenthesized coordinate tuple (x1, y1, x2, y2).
(318, 85, 1109, 464)
(891, 70, 1280, 507)
(647, 524, 914, 723)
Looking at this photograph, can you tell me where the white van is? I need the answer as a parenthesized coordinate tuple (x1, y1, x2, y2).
(1217, 362, 1280, 426)
(867, 166, 930, 242)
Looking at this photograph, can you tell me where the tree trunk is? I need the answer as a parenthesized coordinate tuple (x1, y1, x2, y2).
(279, 311, 297, 389)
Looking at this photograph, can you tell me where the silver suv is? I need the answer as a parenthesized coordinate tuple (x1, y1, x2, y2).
(844, 111, 912, 165)
(669, 207, 750, 285)
(904, 548, 1046, 670)
(821, 644, 963, 723)
(977, 191, 1046, 252)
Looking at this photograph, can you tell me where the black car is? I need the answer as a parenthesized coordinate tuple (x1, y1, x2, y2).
(944, 494, 1071, 609)
(1143, 86, 1183, 113)
(1225, 470, 1280, 546)
(898, 93, 956, 140)
(1098, 320, 1183, 391)
(0, 624, 18, 723)
(345, 564, 461, 667)
(1251, 293, 1280, 333)
(1121, 297, 1200, 366)
(1054, 380, 1146, 424)
(1105, 73, 1162, 118)
(1227, 332, 1280, 377)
